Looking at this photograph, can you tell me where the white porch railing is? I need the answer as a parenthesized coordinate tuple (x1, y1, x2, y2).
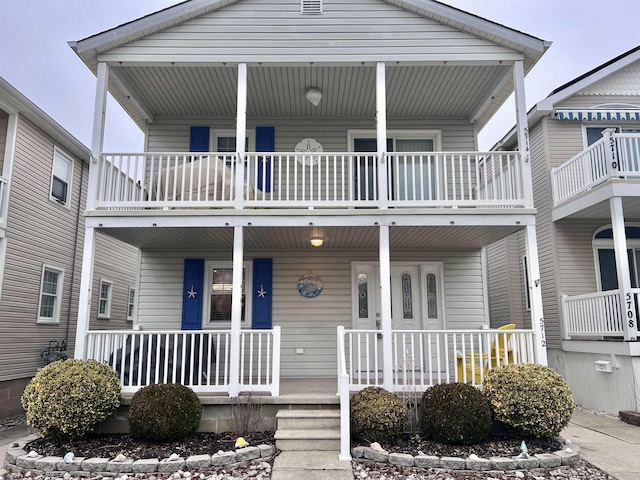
(551, 132, 640, 205)
(563, 290, 640, 338)
(83, 328, 281, 395)
(338, 327, 537, 392)
(93, 151, 524, 210)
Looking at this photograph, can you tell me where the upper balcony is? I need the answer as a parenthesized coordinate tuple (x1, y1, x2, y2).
(551, 130, 640, 221)
(93, 150, 524, 211)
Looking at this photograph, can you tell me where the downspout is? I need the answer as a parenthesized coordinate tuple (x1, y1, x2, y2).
(64, 160, 86, 346)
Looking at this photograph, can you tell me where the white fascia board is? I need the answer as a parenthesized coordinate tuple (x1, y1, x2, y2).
(85, 211, 536, 229)
(0, 77, 90, 162)
(386, 0, 549, 54)
(537, 48, 640, 112)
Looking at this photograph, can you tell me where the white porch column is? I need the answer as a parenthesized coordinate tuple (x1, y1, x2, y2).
(87, 62, 109, 210)
(228, 225, 244, 396)
(74, 226, 96, 359)
(513, 60, 533, 208)
(379, 225, 393, 390)
(376, 62, 389, 209)
(610, 197, 637, 340)
(235, 63, 247, 210)
(524, 224, 547, 365)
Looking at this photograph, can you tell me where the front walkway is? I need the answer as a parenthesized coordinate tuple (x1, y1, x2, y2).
(561, 408, 640, 480)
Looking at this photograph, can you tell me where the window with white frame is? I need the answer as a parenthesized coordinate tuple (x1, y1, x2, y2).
(38, 266, 64, 324)
(205, 262, 251, 325)
(51, 148, 73, 206)
(98, 279, 113, 319)
(214, 131, 254, 162)
(127, 287, 135, 321)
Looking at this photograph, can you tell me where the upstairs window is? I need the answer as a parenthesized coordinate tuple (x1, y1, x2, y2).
(51, 149, 72, 206)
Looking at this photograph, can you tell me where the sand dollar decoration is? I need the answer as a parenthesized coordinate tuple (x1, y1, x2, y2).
(297, 272, 323, 298)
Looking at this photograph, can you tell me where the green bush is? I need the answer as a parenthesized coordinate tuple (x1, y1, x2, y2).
(419, 382, 492, 445)
(483, 363, 575, 438)
(129, 383, 201, 442)
(350, 387, 408, 443)
(21, 359, 121, 442)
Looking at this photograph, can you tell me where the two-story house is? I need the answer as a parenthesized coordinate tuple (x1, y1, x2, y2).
(487, 45, 640, 415)
(69, 0, 550, 457)
(0, 77, 139, 418)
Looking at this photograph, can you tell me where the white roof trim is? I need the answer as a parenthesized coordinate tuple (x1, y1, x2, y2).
(537, 48, 640, 112)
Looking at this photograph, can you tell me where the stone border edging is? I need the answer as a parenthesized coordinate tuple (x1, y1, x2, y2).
(352, 437, 580, 472)
(3, 435, 275, 476)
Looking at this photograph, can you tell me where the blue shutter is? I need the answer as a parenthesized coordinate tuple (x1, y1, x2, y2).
(190, 127, 210, 152)
(182, 259, 204, 330)
(256, 127, 274, 192)
(252, 258, 273, 329)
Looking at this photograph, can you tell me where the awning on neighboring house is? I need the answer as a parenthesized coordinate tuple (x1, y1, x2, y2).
(555, 109, 640, 121)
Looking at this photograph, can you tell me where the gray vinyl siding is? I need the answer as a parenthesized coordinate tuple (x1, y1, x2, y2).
(0, 114, 139, 383)
(554, 220, 600, 296)
(90, 232, 140, 329)
(103, 0, 516, 63)
(147, 117, 476, 152)
(0, 116, 85, 382)
(137, 247, 486, 377)
(486, 230, 527, 329)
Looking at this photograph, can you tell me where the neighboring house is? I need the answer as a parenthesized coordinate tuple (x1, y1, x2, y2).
(487, 45, 640, 414)
(69, 0, 550, 457)
(0, 77, 139, 418)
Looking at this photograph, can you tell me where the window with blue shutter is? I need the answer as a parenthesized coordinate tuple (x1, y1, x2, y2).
(256, 127, 274, 192)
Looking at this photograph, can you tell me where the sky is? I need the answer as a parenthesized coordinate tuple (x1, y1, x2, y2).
(1, 0, 639, 152)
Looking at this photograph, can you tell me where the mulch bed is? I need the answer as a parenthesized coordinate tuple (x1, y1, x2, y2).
(25, 431, 275, 461)
(377, 432, 561, 458)
(25, 428, 559, 462)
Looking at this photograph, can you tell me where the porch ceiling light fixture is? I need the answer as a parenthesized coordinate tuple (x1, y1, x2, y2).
(305, 87, 322, 106)
(310, 236, 324, 247)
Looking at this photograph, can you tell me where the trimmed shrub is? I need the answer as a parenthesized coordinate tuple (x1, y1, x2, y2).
(483, 363, 575, 438)
(419, 382, 492, 445)
(129, 383, 201, 442)
(350, 387, 408, 443)
(21, 359, 121, 442)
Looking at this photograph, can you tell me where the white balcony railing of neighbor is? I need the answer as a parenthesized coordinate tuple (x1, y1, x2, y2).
(551, 132, 640, 205)
(93, 151, 524, 210)
(83, 328, 281, 394)
(336, 326, 537, 461)
(563, 289, 640, 338)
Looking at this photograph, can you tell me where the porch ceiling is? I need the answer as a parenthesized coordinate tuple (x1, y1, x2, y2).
(111, 63, 512, 124)
(553, 188, 640, 222)
(99, 224, 522, 250)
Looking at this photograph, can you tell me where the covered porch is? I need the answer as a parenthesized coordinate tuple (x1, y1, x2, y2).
(75, 220, 546, 399)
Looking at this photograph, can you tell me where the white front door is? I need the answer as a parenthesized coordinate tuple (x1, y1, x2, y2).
(351, 262, 445, 376)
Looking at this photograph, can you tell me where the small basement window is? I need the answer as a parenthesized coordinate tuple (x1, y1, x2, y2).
(301, 0, 322, 14)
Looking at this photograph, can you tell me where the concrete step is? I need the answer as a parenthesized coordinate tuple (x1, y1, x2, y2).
(276, 409, 340, 430)
(271, 450, 352, 480)
(274, 429, 341, 451)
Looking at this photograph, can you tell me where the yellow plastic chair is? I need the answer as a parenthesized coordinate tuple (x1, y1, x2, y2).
(456, 323, 515, 384)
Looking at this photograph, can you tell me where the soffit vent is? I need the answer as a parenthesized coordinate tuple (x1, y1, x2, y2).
(301, 0, 323, 15)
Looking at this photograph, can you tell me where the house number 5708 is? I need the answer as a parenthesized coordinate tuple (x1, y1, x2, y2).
(627, 293, 635, 329)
